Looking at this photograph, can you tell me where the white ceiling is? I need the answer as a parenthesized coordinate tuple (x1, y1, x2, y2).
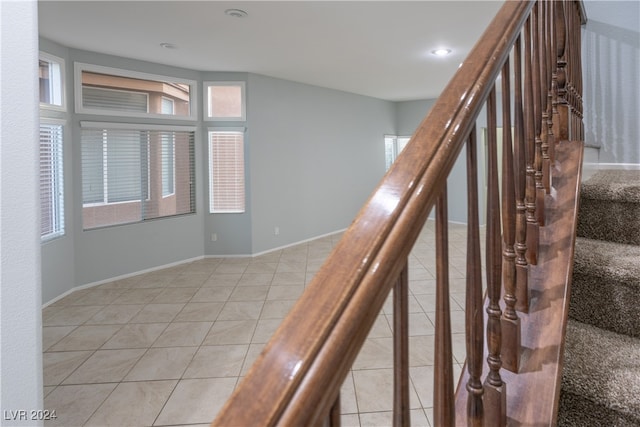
(38, 1, 505, 101)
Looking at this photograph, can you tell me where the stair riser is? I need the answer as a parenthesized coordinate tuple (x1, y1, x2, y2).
(569, 273, 640, 337)
(558, 391, 640, 427)
(577, 199, 640, 246)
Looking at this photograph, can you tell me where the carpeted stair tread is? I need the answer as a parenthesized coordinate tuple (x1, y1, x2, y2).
(559, 319, 640, 425)
(580, 169, 640, 203)
(569, 237, 640, 337)
(577, 170, 640, 245)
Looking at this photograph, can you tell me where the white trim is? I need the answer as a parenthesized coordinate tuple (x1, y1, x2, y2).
(74, 62, 198, 121)
(205, 228, 348, 259)
(583, 162, 640, 170)
(208, 126, 246, 133)
(40, 117, 67, 126)
(80, 121, 197, 132)
(42, 255, 204, 308)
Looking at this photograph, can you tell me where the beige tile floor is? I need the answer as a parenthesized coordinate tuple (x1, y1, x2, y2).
(42, 221, 479, 426)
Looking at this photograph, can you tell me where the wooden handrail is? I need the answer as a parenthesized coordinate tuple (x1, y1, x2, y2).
(213, 1, 585, 426)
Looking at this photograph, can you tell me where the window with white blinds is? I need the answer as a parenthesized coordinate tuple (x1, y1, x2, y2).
(81, 122, 195, 229)
(209, 130, 245, 213)
(40, 122, 65, 240)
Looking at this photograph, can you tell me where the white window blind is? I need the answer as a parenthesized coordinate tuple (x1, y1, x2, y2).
(40, 122, 65, 240)
(209, 130, 245, 213)
(82, 86, 148, 113)
(81, 123, 195, 229)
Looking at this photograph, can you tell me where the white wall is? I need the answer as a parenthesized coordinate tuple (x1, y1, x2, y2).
(0, 1, 44, 424)
(582, 0, 640, 163)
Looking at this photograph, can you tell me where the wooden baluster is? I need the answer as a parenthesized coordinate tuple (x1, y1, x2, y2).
(547, 0, 557, 169)
(524, 13, 539, 266)
(500, 57, 521, 374)
(329, 394, 341, 427)
(534, 1, 546, 226)
(465, 127, 484, 427)
(393, 261, 410, 427)
(575, 3, 585, 139)
(434, 186, 454, 427)
(484, 86, 506, 427)
(513, 33, 530, 313)
(540, 0, 552, 195)
(566, 0, 576, 140)
(554, 0, 569, 141)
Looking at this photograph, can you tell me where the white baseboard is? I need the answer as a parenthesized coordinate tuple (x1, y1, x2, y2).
(43, 255, 204, 308)
(582, 162, 640, 181)
(205, 228, 348, 259)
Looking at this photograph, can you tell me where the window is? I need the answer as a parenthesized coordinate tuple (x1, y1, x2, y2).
(40, 121, 65, 240)
(161, 98, 175, 197)
(209, 129, 245, 213)
(205, 82, 246, 121)
(39, 52, 66, 241)
(81, 122, 196, 229)
(384, 135, 411, 170)
(161, 133, 175, 197)
(39, 53, 65, 109)
(75, 63, 196, 120)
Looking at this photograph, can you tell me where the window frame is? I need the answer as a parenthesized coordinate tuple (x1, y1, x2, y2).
(39, 118, 66, 242)
(204, 81, 246, 121)
(39, 52, 66, 112)
(208, 127, 246, 214)
(80, 121, 197, 230)
(74, 62, 197, 121)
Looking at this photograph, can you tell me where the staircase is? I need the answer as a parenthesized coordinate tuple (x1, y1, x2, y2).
(558, 169, 640, 426)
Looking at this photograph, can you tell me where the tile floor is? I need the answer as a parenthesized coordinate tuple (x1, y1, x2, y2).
(42, 221, 480, 426)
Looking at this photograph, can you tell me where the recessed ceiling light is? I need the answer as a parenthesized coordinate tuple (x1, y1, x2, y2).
(432, 48, 452, 57)
(160, 42, 177, 49)
(225, 8, 248, 18)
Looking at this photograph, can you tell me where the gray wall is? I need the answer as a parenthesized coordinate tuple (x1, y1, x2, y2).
(38, 43, 397, 301)
(202, 72, 252, 256)
(395, 99, 489, 225)
(1, 1, 44, 422)
(70, 50, 206, 287)
(246, 74, 395, 254)
(582, 1, 640, 163)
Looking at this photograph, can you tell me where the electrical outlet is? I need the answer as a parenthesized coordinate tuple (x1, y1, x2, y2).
(211, 233, 217, 242)
(274, 226, 280, 235)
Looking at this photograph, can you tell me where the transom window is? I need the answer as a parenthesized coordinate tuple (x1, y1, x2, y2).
(39, 53, 65, 109)
(75, 63, 196, 120)
(204, 82, 246, 121)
